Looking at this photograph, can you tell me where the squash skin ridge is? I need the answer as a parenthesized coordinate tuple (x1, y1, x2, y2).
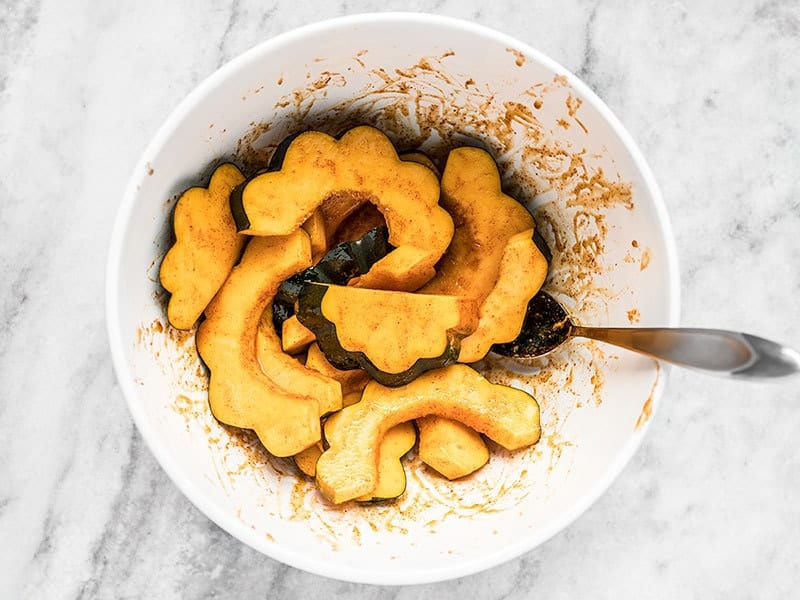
(196, 230, 327, 457)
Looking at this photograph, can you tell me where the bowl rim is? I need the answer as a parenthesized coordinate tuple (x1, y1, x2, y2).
(105, 11, 681, 585)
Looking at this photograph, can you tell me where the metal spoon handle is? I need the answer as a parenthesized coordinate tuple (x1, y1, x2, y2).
(572, 326, 800, 379)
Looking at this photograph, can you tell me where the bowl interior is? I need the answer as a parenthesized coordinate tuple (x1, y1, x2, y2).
(107, 13, 678, 584)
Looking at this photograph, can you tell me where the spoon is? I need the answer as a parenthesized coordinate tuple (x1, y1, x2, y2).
(491, 291, 800, 379)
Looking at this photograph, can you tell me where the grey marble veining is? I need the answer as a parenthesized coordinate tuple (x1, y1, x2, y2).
(1, 0, 799, 598)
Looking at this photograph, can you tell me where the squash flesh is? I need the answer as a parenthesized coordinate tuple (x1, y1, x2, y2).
(196, 230, 322, 457)
(296, 420, 415, 500)
(280, 316, 316, 355)
(160, 163, 246, 329)
(417, 416, 489, 480)
(294, 442, 323, 477)
(420, 146, 536, 302)
(315, 364, 541, 503)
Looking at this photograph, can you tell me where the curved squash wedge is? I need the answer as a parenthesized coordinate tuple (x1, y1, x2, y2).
(458, 229, 548, 362)
(415, 147, 549, 359)
(160, 163, 246, 330)
(315, 364, 541, 503)
(296, 283, 479, 386)
(256, 312, 341, 417)
(230, 126, 454, 291)
(417, 416, 489, 480)
(196, 230, 322, 457)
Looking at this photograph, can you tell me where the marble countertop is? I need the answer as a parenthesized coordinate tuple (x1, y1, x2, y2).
(2, 1, 799, 597)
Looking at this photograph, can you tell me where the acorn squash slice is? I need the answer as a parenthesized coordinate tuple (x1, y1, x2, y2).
(420, 146, 539, 301)
(295, 419, 415, 501)
(458, 229, 548, 362)
(296, 283, 479, 386)
(315, 365, 541, 503)
(230, 126, 454, 291)
(160, 163, 246, 330)
(416, 147, 549, 360)
(324, 412, 416, 501)
(255, 312, 341, 417)
(417, 416, 489, 480)
(196, 230, 323, 457)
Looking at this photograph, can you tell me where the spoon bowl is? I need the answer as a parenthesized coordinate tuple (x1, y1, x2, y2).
(493, 291, 800, 379)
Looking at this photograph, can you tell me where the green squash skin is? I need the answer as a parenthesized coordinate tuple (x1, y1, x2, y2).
(295, 283, 463, 387)
(532, 228, 552, 264)
(272, 226, 393, 335)
(228, 181, 250, 231)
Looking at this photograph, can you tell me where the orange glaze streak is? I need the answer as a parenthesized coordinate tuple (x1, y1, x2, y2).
(635, 361, 661, 430)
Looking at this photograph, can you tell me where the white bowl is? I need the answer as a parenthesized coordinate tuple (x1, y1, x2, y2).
(106, 13, 679, 584)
